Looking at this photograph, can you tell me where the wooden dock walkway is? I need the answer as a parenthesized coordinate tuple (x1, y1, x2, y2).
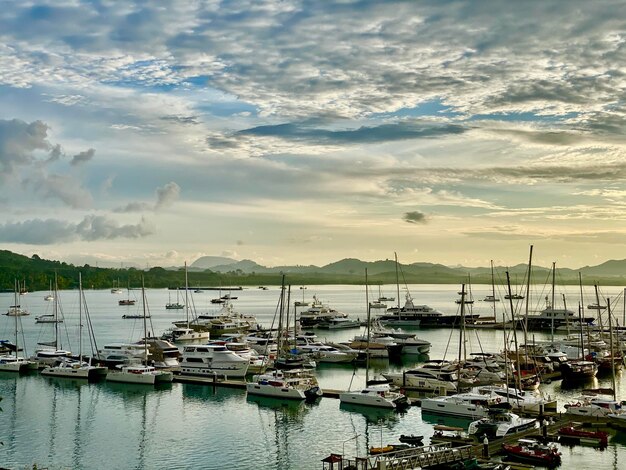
(329, 443, 474, 470)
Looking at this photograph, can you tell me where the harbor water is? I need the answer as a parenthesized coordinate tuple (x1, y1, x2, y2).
(1, 283, 626, 469)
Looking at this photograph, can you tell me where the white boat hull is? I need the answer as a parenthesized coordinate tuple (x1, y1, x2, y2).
(421, 397, 489, 419)
(107, 369, 173, 385)
(339, 391, 396, 408)
(383, 372, 456, 393)
(41, 364, 108, 380)
(0, 357, 36, 372)
(246, 382, 306, 400)
(179, 363, 248, 378)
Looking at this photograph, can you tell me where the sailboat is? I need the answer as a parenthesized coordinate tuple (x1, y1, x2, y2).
(31, 273, 73, 366)
(41, 273, 108, 381)
(107, 277, 174, 385)
(339, 269, 409, 409)
(165, 262, 209, 342)
(165, 288, 184, 310)
(246, 278, 322, 400)
(0, 280, 37, 372)
(118, 280, 136, 306)
(110, 278, 123, 294)
(483, 260, 499, 302)
(44, 279, 54, 301)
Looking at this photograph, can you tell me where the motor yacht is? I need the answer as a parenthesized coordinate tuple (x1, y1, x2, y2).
(246, 368, 322, 400)
(179, 344, 249, 378)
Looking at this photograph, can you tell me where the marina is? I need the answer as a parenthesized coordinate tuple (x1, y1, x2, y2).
(1, 283, 626, 469)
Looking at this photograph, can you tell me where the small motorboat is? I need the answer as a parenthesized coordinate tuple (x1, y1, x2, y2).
(368, 444, 410, 455)
(557, 425, 609, 446)
(398, 434, 424, 445)
(502, 438, 561, 468)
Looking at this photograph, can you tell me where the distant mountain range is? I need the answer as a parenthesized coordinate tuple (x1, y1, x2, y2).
(190, 255, 626, 284)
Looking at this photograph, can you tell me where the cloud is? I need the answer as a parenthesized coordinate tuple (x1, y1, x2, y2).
(77, 215, 154, 240)
(160, 115, 200, 125)
(115, 181, 180, 212)
(0, 215, 154, 244)
(114, 202, 152, 213)
(237, 121, 466, 145)
(70, 148, 95, 166)
(25, 173, 93, 209)
(0, 119, 52, 173)
(403, 211, 428, 224)
(155, 182, 181, 209)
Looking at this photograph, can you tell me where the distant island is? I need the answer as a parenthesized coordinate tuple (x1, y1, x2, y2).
(0, 249, 625, 292)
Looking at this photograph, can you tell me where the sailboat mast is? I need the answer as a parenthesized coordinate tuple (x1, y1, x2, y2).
(607, 298, 617, 401)
(78, 272, 83, 362)
(458, 283, 466, 391)
(277, 275, 285, 356)
(54, 271, 59, 350)
(365, 268, 371, 386)
(594, 284, 604, 331)
(394, 252, 400, 313)
(490, 260, 496, 320)
(578, 303, 585, 361)
(13, 279, 18, 359)
(506, 271, 522, 390)
(141, 276, 148, 364)
(523, 245, 533, 363)
(184, 262, 190, 328)
(550, 262, 556, 343)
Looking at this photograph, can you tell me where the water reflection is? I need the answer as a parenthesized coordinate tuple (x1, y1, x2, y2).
(181, 382, 245, 404)
(421, 410, 474, 430)
(102, 380, 173, 399)
(246, 394, 307, 416)
(339, 402, 400, 424)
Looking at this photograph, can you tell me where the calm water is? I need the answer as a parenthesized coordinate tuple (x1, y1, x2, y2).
(1, 283, 626, 469)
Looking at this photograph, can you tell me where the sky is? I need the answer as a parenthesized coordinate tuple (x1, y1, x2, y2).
(1, 1, 626, 270)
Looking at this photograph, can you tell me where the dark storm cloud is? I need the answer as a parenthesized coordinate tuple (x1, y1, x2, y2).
(237, 121, 466, 145)
(70, 148, 95, 166)
(403, 211, 428, 224)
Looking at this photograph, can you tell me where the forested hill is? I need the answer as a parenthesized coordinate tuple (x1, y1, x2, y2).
(1, 250, 626, 292)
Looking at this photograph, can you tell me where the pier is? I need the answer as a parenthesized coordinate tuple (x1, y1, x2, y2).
(323, 443, 474, 470)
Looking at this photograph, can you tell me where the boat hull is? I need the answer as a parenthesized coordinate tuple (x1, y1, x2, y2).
(246, 382, 306, 400)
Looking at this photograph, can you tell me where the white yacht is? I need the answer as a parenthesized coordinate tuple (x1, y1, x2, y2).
(164, 327, 210, 342)
(106, 364, 174, 385)
(41, 357, 107, 381)
(339, 383, 409, 409)
(316, 316, 361, 329)
(565, 395, 625, 417)
(421, 391, 502, 419)
(246, 369, 322, 400)
(468, 410, 537, 438)
(383, 367, 457, 394)
(471, 385, 557, 412)
(0, 355, 38, 372)
(179, 344, 249, 378)
(296, 343, 358, 363)
(298, 296, 347, 328)
(97, 342, 150, 366)
(31, 347, 73, 366)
